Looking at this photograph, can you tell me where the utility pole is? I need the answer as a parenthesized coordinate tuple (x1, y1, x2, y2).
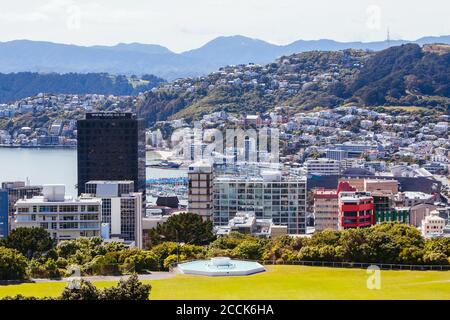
(176, 229, 179, 264)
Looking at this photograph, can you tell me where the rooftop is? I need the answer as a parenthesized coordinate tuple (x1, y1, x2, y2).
(16, 195, 101, 205)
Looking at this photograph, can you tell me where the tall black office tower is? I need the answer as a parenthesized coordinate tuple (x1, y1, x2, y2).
(77, 113, 146, 198)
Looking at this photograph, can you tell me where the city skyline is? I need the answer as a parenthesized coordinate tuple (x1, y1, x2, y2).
(0, 0, 448, 52)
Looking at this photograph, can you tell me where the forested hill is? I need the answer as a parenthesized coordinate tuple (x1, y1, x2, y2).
(0, 73, 165, 103)
(137, 43, 450, 126)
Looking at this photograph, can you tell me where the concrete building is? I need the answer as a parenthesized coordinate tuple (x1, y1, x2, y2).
(1, 181, 43, 217)
(188, 161, 214, 221)
(326, 149, 348, 161)
(313, 189, 339, 231)
(84, 181, 143, 248)
(338, 192, 374, 230)
(364, 179, 398, 194)
(410, 203, 437, 227)
(333, 143, 377, 157)
(213, 170, 307, 234)
(396, 192, 435, 207)
(421, 211, 446, 238)
(214, 211, 285, 238)
(305, 158, 341, 176)
(13, 185, 102, 241)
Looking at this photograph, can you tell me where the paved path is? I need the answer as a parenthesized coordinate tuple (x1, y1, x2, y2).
(32, 272, 177, 283)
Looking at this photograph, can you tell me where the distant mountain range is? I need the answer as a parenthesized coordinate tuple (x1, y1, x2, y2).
(1, 35, 450, 80)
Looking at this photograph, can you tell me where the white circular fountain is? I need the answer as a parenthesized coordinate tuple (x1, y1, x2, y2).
(211, 257, 232, 267)
(178, 257, 265, 276)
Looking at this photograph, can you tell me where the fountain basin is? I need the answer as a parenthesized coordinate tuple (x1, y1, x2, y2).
(177, 258, 266, 276)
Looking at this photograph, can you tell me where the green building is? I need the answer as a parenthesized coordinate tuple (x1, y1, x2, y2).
(375, 207, 410, 224)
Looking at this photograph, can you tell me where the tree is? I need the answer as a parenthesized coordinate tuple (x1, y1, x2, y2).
(339, 228, 371, 262)
(5, 227, 55, 259)
(148, 213, 215, 246)
(422, 252, 449, 265)
(297, 246, 321, 261)
(0, 247, 28, 280)
(100, 274, 151, 300)
(232, 240, 265, 260)
(209, 232, 251, 250)
(310, 229, 341, 246)
(118, 249, 159, 273)
(7, 274, 151, 301)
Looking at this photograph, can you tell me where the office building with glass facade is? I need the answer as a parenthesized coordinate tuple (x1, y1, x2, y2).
(213, 170, 307, 234)
(77, 113, 146, 199)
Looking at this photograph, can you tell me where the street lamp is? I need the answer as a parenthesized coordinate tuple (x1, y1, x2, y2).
(175, 229, 179, 264)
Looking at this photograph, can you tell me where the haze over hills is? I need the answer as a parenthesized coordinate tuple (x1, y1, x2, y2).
(1, 35, 450, 80)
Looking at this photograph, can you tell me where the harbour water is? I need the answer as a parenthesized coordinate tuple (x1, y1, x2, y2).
(0, 148, 187, 197)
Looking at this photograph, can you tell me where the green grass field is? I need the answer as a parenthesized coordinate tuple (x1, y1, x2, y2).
(1, 266, 449, 300)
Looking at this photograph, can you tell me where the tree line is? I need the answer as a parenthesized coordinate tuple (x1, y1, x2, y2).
(1, 214, 449, 282)
(1, 274, 151, 300)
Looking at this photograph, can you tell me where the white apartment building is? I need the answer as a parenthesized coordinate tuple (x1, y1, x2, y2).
(84, 181, 143, 248)
(188, 161, 214, 220)
(13, 185, 102, 241)
(421, 211, 446, 238)
(213, 170, 307, 234)
(305, 158, 341, 175)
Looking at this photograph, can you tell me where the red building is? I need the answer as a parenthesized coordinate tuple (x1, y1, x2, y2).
(338, 192, 374, 229)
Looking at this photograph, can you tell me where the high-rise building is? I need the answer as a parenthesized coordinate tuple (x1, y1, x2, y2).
(213, 170, 307, 234)
(1, 181, 43, 217)
(13, 185, 102, 241)
(0, 189, 8, 239)
(312, 181, 356, 232)
(313, 189, 339, 231)
(1, 181, 43, 235)
(188, 161, 214, 220)
(77, 113, 146, 198)
(84, 180, 143, 248)
(338, 192, 374, 229)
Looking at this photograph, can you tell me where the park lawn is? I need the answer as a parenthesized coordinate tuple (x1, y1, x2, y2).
(0, 265, 449, 300)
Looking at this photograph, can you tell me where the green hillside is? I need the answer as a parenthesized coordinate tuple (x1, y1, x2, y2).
(137, 44, 450, 126)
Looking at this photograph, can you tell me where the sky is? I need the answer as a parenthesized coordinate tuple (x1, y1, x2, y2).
(0, 0, 449, 53)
